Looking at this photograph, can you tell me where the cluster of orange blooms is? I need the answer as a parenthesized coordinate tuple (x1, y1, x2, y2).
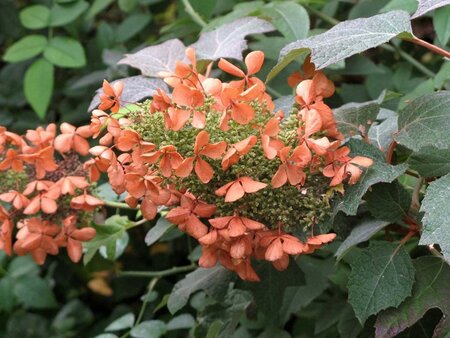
(90, 48, 373, 281)
(0, 123, 101, 264)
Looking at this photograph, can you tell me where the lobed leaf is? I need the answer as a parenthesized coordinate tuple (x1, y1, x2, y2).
(407, 146, 450, 177)
(368, 109, 398, 153)
(365, 182, 411, 222)
(411, 0, 450, 18)
(118, 39, 186, 77)
(419, 172, 450, 264)
(348, 241, 415, 324)
(191, 17, 275, 61)
(267, 11, 412, 81)
(375, 257, 450, 337)
(395, 91, 450, 151)
(88, 76, 168, 111)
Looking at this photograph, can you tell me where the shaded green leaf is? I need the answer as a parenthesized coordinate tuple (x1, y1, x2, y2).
(368, 109, 398, 153)
(335, 218, 390, 260)
(419, 173, 450, 264)
(365, 182, 411, 222)
(19, 5, 50, 29)
(407, 146, 450, 177)
(49, 0, 89, 27)
(8, 256, 39, 278)
(167, 265, 234, 314)
(116, 13, 151, 43)
(145, 216, 175, 246)
(105, 313, 135, 332)
(262, 2, 309, 42)
(433, 5, 450, 45)
(130, 320, 167, 338)
(118, 0, 138, 12)
(24, 58, 54, 120)
(3, 35, 47, 63)
(268, 11, 412, 81)
(86, 0, 114, 19)
(167, 313, 195, 330)
(375, 257, 450, 337)
(336, 140, 408, 215)
(348, 241, 415, 324)
(0, 277, 15, 312)
(338, 305, 363, 338)
(44, 36, 86, 68)
(13, 276, 58, 309)
(205, 320, 223, 338)
(191, 17, 274, 61)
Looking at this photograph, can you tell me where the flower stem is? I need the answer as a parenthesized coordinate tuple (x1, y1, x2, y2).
(103, 200, 135, 210)
(386, 141, 397, 164)
(117, 264, 197, 278)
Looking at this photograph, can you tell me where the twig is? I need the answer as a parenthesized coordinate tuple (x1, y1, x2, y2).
(181, 0, 207, 28)
(117, 264, 197, 278)
(411, 177, 425, 210)
(386, 141, 397, 164)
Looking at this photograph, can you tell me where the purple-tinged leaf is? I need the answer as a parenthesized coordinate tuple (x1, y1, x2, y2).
(191, 17, 275, 61)
(117, 39, 186, 77)
(88, 75, 168, 112)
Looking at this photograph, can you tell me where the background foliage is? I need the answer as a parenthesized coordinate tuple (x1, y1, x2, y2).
(1, 0, 450, 337)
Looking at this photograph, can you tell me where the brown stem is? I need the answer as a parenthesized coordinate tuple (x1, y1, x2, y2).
(405, 36, 450, 59)
(386, 141, 397, 164)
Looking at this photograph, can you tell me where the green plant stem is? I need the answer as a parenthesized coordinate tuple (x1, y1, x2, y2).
(303, 4, 436, 77)
(134, 218, 148, 226)
(103, 200, 135, 210)
(411, 177, 425, 210)
(118, 264, 197, 278)
(181, 0, 207, 28)
(405, 36, 450, 59)
(136, 278, 159, 324)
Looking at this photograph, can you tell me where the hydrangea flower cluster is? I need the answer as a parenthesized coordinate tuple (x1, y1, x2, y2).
(0, 124, 101, 264)
(92, 49, 372, 281)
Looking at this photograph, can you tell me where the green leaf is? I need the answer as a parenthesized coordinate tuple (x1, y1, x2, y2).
(49, 0, 89, 27)
(190, 0, 217, 19)
(241, 260, 305, 323)
(336, 140, 408, 215)
(118, 0, 138, 12)
(267, 11, 412, 81)
(407, 146, 450, 178)
(348, 241, 415, 325)
(105, 313, 135, 332)
(116, 13, 151, 43)
(43, 36, 86, 68)
(7, 256, 39, 278)
(118, 39, 186, 77)
(334, 95, 382, 138)
(335, 218, 390, 260)
(19, 5, 50, 29)
(395, 91, 450, 151)
(433, 5, 450, 45)
(205, 320, 223, 338)
(365, 182, 411, 222)
(419, 173, 450, 264)
(380, 0, 418, 13)
(167, 265, 234, 314)
(412, 0, 450, 18)
(130, 320, 167, 338)
(166, 314, 195, 330)
(51, 299, 94, 332)
(24, 58, 54, 120)
(0, 277, 15, 312)
(13, 276, 58, 309)
(375, 257, 450, 337)
(338, 305, 363, 338)
(86, 0, 114, 20)
(191, 17, 275, 61)
(145, 217, 175, 246)
(3, 35, 48, 63)
(261, 1, 309, 42)
(368, 109, 398, 153)
(434, 62, 450, 89)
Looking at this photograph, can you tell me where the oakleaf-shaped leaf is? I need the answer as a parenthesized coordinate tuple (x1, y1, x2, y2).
(365, 182, 411, 222)
(375, 257, 450, 337)
(88, 76, 168, 111)
(118, 39, 186, 77)
(335, 218, 390, 260)
(395, 91, 450, 151)
(419, 173, 450, 264)
(368, 109, 398, 153)
(167, 265, 234, 314)
(407, 146, 450, 178)
(267, 11, 412, 81)
(335, 140, 408, 215)
(348, 241, 415, 325)
(191, 17, 275, 61)
(412, 0, 450, 18)
(334, 95, 383, 138)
